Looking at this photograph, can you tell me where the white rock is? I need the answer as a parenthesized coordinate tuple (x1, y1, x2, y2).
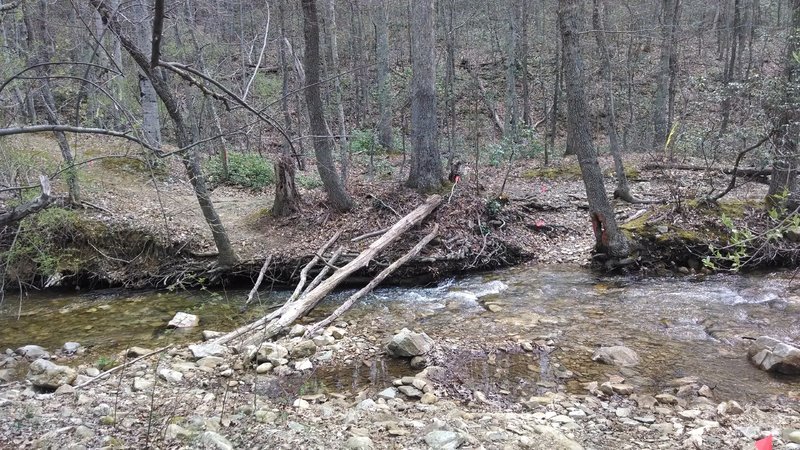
(157, 368, 183, 384)
(168, 312, 199, 328)
(189, 343, 227, 359)
(294, 359, 313, 371)
(200, 431, 233, 450)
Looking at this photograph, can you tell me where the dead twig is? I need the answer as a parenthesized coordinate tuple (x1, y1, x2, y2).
(245, 255, 273, 305)
(74, 345, 172, 389)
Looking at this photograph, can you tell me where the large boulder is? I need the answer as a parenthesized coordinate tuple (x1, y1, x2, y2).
(290, 340, 317, 359)
(27, 359, 77, 389)
(748, 336, 800, 375)
(16, 345, 50, 361)
(189, 343, 228, 359)
(386, 328, 434, 358)
(591, 346, 640, 367)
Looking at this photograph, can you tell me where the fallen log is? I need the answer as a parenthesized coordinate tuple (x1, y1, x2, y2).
(304, 223, 439, 338)
(210, 195, 443, 348)
(643, 163, 771, 178)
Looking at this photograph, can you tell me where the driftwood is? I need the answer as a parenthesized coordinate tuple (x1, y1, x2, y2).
(0, 175, 54, 227)
(304, 223, 439, 337)
(210, 194, 443, 349)
(245, 255, 273, 305)
(301, 246, 343, 296)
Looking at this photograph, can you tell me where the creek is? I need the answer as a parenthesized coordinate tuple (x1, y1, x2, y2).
(1, 266, 798, 402)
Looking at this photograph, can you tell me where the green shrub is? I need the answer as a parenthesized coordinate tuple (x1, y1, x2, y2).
(204, 152, 274, 190)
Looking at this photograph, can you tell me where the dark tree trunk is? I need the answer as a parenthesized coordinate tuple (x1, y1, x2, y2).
(376, 0, 392, 149)
(301, 0, 354, 211)
(766, 0, 800, 211)
(559, 0, 629, 258)
(521, 0, 531, 127)
(406, 0, 443, 192)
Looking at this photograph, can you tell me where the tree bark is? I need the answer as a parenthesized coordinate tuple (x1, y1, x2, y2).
(504, 0, 518, 141)
(92, 0, 239, 267)
(766, 0, 800, 210)
(652, 0, 681, 151)
(559, 0, 629, 258)
(592, 0, 633, 202)
(325, 0, 349, 183)
(301, 0, 354, 211)
(375, 0, 392, 149)
(407, 0, 443, 192)
(272, 0, 302, 217)
(132, 0, 161, 154)
(521, 0, 531, 127)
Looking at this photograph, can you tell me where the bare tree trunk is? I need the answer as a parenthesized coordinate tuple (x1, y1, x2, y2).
(766, 0, 800, 211)
(407, 0, 443, 192)
(521, 0, 531, 127)
(22, 0, 80, 205)
(133, 0, 161, 155)
(273, 0, 302, 217)
(92, 0, 239, 266)
(559, 0, 629, 259)
(652, 0, 680, 151)
(443, 0, 456, 166)
(720, 0, 741, 135)
(504, 0, 518, 141)
(325, 0, 349, 183)
(301, 0, 354, 211)
(547, 37, 561, 163)
(375, 0, 392, 149)
(592, 0, 632, 202)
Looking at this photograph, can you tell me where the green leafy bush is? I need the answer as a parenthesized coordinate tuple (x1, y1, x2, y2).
(205, 152, 274, 190)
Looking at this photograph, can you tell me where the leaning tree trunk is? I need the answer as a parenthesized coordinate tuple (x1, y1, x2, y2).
(301, 0, 354, 211)
(23, 0, 80, 205)
(592, 0, 633, 202)
(407, 0, 444, 192)
(92, 0, 238, 267)
(559, 0, 629, 259)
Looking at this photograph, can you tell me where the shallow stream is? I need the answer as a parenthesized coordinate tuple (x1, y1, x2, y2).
(2, 266, 799, 402)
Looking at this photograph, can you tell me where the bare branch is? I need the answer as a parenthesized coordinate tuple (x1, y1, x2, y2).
(0, 0, 22, 13)
(0, 176, 56, 227)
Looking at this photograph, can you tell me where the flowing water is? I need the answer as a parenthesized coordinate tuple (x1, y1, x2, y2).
(2, 266, 799, 402)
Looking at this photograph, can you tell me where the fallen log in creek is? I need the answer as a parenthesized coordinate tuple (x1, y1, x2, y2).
(207, 194, 443, 351)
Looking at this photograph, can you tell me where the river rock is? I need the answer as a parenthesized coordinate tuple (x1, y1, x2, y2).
(254, 343, 289, 365)
(346, 436, 374, 450)
(202, 330, 223, 341)
(290, 340, 317, 359)
(133, 377, 154, 391)
(289, 324, 306, 337)
(26, 359, 76, 389)
(386, 328, 433, 357)
(424, 430, 464, 450)
(716, 400, 744, 415)
(748, 336, 800, 374)
(294, 359, 313, 371)
(16, 345, 50, 360)
(255, 362, 273, 374)
(377, 387, 397, 400)
(591, 345, 640, 367)
(62, 342, 81, 355)
(158, 368, 183, 384)
(200, 431, 233, 450)
(165, 424, 192, 440)
(189, 343, 228, 359)
(127, 346, 153, 357)
(168, 312, 199, 328)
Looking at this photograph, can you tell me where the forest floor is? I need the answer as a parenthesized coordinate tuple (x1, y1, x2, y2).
(0, 133, 777, 289)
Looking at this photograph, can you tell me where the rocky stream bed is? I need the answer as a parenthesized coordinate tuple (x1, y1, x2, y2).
(1, 267, 800, 449)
